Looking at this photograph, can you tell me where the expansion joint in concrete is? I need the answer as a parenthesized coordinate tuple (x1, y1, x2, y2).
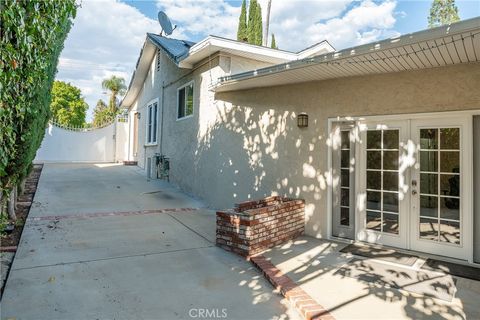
(12, 245, 215, 272)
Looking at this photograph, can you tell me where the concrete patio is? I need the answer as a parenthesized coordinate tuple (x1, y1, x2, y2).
(260, 236, 480, 320)
(1, 163, 299, 320)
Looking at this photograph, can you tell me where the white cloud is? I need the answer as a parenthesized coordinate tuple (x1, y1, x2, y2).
(263, 0, 398, 51)
(156, 0, 240, 39)
(56, 0, 160, 121)
(157, 0, 398, 51)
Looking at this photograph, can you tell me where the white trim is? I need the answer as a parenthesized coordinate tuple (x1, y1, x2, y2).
(176, 80, 195, 121)
(144, 97, 159, 146)
(178, 36, 334, 68)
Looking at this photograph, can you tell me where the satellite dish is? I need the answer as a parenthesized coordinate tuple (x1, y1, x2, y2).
(158, 11, 175, 36)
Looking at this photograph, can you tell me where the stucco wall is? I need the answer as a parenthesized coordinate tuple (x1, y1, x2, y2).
(127, 49, 189, 169)
(129, 48, 479, 240)
(128, 48, 278, 177)
(200, 63, 480, 238)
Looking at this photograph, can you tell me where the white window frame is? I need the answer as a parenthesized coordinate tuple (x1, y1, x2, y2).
(145, 98, 159, 146)
(176, 80, 194, 121)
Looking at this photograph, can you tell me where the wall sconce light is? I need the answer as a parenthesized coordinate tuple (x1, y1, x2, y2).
(297, 113, 308, 128)
(136, 112, 141, 119)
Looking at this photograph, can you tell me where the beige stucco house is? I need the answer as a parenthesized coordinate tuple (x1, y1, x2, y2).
(120, 17, 480, 265)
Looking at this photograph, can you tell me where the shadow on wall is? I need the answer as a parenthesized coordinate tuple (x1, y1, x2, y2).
(191, 88, 331, 237)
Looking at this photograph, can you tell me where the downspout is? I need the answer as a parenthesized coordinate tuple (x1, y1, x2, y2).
(160, 80, 165, 155)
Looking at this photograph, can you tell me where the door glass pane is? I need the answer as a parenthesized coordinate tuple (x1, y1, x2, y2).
(367, 151, 381, 169)
(367, 171, 381, 190)
(420, 129, 438, 149)
(383, 172, 398, 191)
(367, 211, 381, 231)
(341, 131, 350, 149)
(418, 127, 461, 245)
(365, 128, 400, 234)
(383, 130, 399, 149)
(420, 195, 438, 218)
(420, 173, 438, 195)
(367, 191, 381, 210)
(341, 169, 349, 187)
(440, 174, 459, 197)
(341, 188, 349, 206)
(420, 151, 438, 172)
(440, 128, 459, 150)
(335, 128, 353, 231)
(440, 197, 460, 220)
(439, 220, 460, 244)
(383, 151, 399, 170)
(341, 207, 350, 226)
(341, 150, 350, 168)
(420, 218, 438, 241)
(383, 192, 399, 213)
(367, 131, 381, 149)
(440, 151, 460, 173)
(383, 213, 399, 234)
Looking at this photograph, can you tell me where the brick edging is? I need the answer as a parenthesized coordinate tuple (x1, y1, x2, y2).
(28, 207, 200, 221)
(0, 246, 17, 252)
(250, 255, 335, 320)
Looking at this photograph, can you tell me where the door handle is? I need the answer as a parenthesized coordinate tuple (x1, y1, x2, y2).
(412, 190, 418, 195)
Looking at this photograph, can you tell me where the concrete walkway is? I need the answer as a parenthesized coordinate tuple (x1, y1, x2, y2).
(1, 163, 299, 320)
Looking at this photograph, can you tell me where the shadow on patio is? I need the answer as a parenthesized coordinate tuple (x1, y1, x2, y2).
(258, 236, 480, 319)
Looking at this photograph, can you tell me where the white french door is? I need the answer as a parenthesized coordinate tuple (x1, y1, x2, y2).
(357, 120, 409, 249)
(410, 118, 472, 260)
(354, 116, 472, 260)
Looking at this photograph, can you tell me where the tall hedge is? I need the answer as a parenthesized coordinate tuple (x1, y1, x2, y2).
(0, 0, 77, 205)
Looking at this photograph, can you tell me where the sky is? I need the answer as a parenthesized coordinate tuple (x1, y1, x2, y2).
(56, 0, 480, 121)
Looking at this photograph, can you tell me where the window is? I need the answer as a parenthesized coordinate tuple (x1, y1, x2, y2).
(177, 82, 194, 119)
(146, 101, 158, 144)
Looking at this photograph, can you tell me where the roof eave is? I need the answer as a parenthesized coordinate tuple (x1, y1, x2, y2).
(213, 17, 480, 92)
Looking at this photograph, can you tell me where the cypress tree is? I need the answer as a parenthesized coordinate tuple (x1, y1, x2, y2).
(254, 2, 263, 46)
(428, 0, 460, 28)
(247, 0, 257, 45)
(237, 0, 248, 42)
(271, 34, 277, 49)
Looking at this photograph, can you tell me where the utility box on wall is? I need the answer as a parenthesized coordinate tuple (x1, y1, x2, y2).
(216, 196, 305, 257)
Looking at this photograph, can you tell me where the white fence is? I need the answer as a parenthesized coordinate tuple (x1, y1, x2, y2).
(35, 119, 128, 163)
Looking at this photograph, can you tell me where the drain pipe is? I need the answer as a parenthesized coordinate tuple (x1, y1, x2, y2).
(160, 80, 165, 155)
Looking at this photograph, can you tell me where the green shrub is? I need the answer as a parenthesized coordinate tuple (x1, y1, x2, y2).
(0, 0, 77, 211)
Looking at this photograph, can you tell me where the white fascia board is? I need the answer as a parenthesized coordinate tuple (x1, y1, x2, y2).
(213, 16, 480, 90)
(120, 41, 156, 109)
(297, 41, 336, 59)
(178, 36, 299, 66)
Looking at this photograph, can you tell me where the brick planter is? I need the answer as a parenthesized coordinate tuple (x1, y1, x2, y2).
(216, 196, 305, 257)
